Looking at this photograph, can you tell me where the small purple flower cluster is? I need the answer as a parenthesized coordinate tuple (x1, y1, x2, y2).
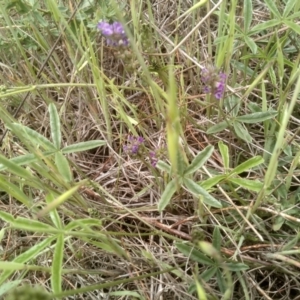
(97, 21, 129, 47)
(123, 136, 144, 155)
(123, 136, 159, 167)
(149, 151, 159, 167)
(201, 67, 226, 100)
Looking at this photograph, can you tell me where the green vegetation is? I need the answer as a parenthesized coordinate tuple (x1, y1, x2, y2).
(0, 0, 300, 299)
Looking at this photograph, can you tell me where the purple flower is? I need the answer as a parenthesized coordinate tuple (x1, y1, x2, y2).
(201, 67, 226, 99)
(97, 21, 129, 47)
(149, 151, 158, 167)
(123, 136, 144, 155)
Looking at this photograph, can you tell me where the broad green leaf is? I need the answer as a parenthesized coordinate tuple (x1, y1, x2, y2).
(236, 111, 277, 123)
(0, 280, 22, 297)
(218, 141, 229, 169)
(264, 0, 281, 18)
(51, 234, 64, 293)
(229, 177, 263, 192)
(212, 227, 221, 251)
(231, 156, 264, 175)
(245, 36, 257, 54)
(183, 178, 222, 208)
(184, 145, 214, 175)
(206, 121, 228, 134)
(62, 140, 106, 154)
(55, 152, 72, 182)
(0, 154, 33, 179)
(243, 0, 252, 32)
(175, 243, 214, 265)
(283, 20, 300, 35)
(156, 160, 171, 173)
(158, 179, 177, 212)
(249, 19, 281, 35)
(233, 121, 252, 142)
(0, 236, 56, 285)
(49, 103, 61, 149)
(0, 177, 32, 207)
(8, 123, 56, 151)
(283, 0, 297, 18)
(225, 262, 249, 271)
(200, 175, 226, 189)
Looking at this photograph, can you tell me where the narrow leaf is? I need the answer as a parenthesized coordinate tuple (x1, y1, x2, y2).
(51, 234, 64, 293)
(212, 227, 221, 251)
(206, 121, 228, 134)
(184, 178, 222, 208)
(236, 111, 277, 123)
(184, 145, 214, 175)
(0, 280, 22, 297)
(200, 175, 226, 189)
(8, 123, 56, 150)
(225, 262, 249, 271)
(0, 154, 32, 179)
(158, 179, 177, 212)
(231, 156, 264, 175)
(249, 19, 281, 35)
(62, 140, 106, 154)
(0, 151, 55, 172)
(13, 217, 56, 232)
(264, 0, 281, 17)
(243, 0, 252, 31)
(229, 177, 263, 192)
(55, 152, 72, 182)
(233, 121, 252, 142)
(283, 0, 297, 18)
(218, 141, 229, 169)
(283, 20, 300, 35)
(0, 177, 32, 207)
(49, 103, 61, 149)
(156, 161, 171, 173)
(46, 193, 62, 229)
(0, 236, 55, 285)
(175, 243, 214, 265)
(245, 36, 257, 54)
